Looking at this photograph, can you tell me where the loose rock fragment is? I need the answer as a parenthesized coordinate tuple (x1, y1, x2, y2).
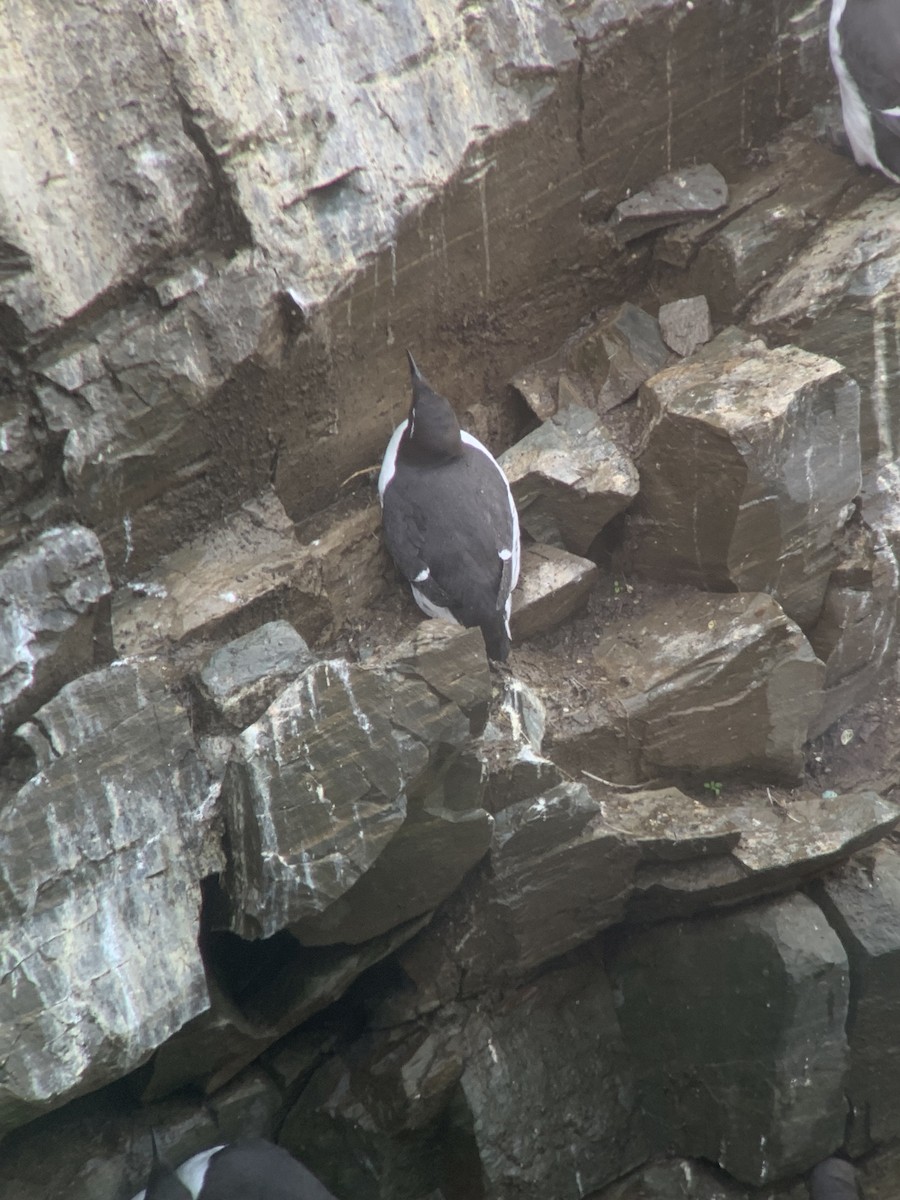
(658, 295, 712, 357)
(611, 163, 728, 243)
(500, 405, 639, 555)
(566, 302, 672, 410)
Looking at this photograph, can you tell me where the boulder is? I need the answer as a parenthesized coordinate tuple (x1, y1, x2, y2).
(222, 624, 492, 942)
(510, 541, 598, 642)
(811, 843, 900, 1154)
(547, 591, 825, 784)
(625, 343, 861, 628)
(459, 953, 648, 1199)
(0, 663, 216, 1138)
(0, 525, 110, 739)
(610, 893, 850, 1186)
(751, 192, 900, 463)
(193, 619, 317, 732)
(499, 405, 639, 555)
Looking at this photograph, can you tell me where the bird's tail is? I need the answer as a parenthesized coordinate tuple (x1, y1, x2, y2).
(481, 611, 511, 663)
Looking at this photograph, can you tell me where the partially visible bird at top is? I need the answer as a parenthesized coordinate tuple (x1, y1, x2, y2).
(829, 0, 900, 183)
(378, 351, 520, 662)
(132, 1136, 338, 1200)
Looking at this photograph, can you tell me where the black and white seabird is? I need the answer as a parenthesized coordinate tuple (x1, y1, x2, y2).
(809, 1156, 860, 1200)
(378, 352, 520, 662)
(132, 1137, 338, 1200)
(829, 0, 900, 183)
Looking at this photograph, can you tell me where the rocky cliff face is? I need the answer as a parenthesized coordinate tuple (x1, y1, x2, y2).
(3, 2, 900, 1199)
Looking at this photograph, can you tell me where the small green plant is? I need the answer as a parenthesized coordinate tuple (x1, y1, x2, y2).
(703, 780, 723, 798)
(613, 578, 622, 597)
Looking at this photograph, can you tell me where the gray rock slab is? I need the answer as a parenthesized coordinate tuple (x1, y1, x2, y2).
(598, 786, 741, 863)
(194, 619, 317, 732)
(223, 625, 492, 942)
(0, 524, 110, 739)
(751, 192, 900, 464)
(550, 591, 825, 784)
(629, 790, 900, 921)
(610, 893, 850, 1186)
(111, 489, 330, 659)
(658, 295, 712, 357)
(626, 343, 861, 628)
(460, 953, 648, 1198)
(611, 163, 728, 243)
(812, 843, 900, 1154)
(510, 541, 598, 642)
(499, 404, 639, 555)
(0, 663, 216, 1138)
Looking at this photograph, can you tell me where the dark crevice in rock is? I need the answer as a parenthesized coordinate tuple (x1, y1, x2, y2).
(175, 99, 254, 256)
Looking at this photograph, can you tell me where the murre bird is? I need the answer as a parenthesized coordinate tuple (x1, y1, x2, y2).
(829, 0, 900, 183)
(132, 1137, 338, 1200)
(809, 1156, 859, 1200)
(379, 352, 520, 662)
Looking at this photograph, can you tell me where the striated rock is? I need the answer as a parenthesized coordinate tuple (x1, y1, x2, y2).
(222, 624, 492, 941)
(500, 405, 639, 555)
(193, 619, 317, 732)
(510, 541, 598, 642)
(111, 489, 330, 660)
(459, 953, 648, 1198)
(625, 343, 861, 628)
(565, 303, 672, 411)
(812, 843, 900, 1155)
(658, 295, 712, 358)
(610, 893, 850, 1187)
(0, 663, 216, 1138)
(0, 524, 110, 739)
(548, 591, 825, 784)
(629, 790, 900, 922)
(143, 915, 428, 1099)
(610, 163, 728, 244)
(751, 192, 900, 464)
(807, 524, 898, 738)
